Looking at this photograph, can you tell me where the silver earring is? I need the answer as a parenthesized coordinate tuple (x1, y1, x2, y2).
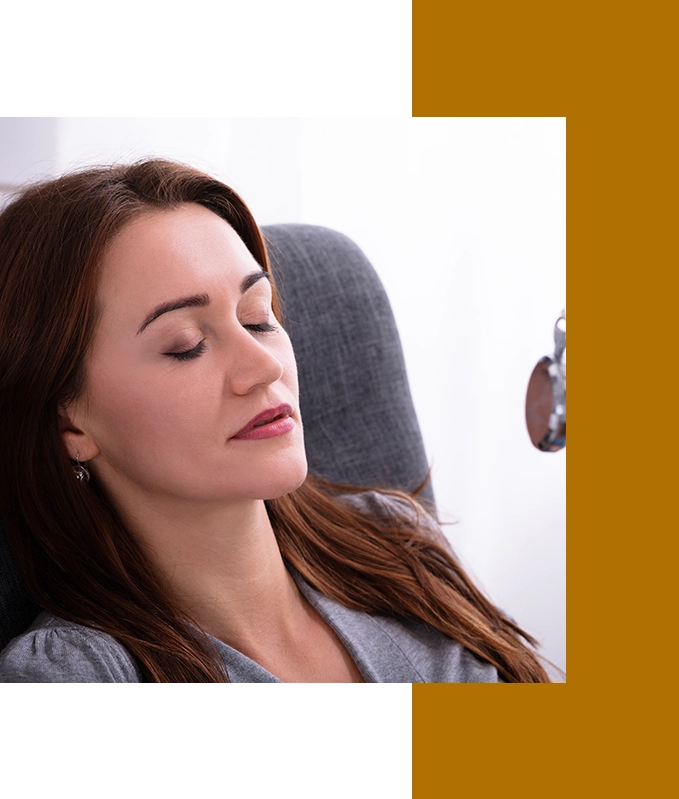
(73, 454, 90, 485)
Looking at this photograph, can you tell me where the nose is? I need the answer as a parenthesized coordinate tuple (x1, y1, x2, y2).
(227, 327, 284, 396)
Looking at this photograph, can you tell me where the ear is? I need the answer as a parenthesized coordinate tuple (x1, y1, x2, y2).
(58, 402, 101, 463)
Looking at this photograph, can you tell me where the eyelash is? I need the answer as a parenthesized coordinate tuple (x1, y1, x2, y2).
(164, 322, 278, 361)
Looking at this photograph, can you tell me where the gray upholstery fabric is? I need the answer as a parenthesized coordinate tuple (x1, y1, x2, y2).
(0, 533, 37, 654)
(263, 225, 432, 501)
(0, 224, 433, 651)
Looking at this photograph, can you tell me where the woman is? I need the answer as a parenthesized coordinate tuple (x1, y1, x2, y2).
(0, 159, 550, 682)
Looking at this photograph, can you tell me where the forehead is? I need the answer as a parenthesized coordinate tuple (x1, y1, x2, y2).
(98, 204, 259, 305)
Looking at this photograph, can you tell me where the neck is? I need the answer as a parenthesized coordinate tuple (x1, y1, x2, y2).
(117, 492, 305, 652)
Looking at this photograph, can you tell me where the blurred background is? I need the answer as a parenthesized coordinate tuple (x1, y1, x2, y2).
(0, 117, 565, 678)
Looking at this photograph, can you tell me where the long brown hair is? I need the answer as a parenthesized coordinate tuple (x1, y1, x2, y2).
(0, 159, 550, 682)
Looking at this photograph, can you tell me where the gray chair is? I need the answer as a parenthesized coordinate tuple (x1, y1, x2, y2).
(0, 224, 433, 650)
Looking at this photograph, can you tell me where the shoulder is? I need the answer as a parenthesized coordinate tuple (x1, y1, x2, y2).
(369, 614, 503, 683)
(339, 488, 420, 515)
(294, 569, 502, 683)
(0, 612, 142, 683)
(339, 489, 437, 528)
(339, 488, 448, 545)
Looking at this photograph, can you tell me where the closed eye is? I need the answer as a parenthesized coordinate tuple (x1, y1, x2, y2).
(245, 322, 277, 333)
(164, 340, 206, 361)
(164, 323, 277, 361)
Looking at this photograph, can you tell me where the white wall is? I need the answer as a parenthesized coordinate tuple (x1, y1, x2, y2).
(0, 117, 566, 677)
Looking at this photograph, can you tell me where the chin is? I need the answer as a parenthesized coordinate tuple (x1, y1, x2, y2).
(261, 456, 308, 500)
(227, 445, 307, 502)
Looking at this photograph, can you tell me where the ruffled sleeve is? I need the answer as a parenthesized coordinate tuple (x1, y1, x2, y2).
(0, 613, 142, 683)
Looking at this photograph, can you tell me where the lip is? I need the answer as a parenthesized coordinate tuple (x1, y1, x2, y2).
(231, 403, 294, 441)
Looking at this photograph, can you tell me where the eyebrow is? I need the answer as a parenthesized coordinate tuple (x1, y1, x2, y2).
(136, 270, 270, 334)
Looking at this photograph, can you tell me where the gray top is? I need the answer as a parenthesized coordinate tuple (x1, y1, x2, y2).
(0, 492, 502, 683)
(0, 569, 500, 683)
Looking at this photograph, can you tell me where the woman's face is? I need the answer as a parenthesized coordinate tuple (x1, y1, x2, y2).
(62, 203, 307, 506)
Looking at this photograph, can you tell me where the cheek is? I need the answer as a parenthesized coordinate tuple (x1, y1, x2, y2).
(84, 358, 204, 457)
(83, 332, 300, 463)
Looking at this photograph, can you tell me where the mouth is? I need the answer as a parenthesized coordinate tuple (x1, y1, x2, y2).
(231, 403, 294, 440)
